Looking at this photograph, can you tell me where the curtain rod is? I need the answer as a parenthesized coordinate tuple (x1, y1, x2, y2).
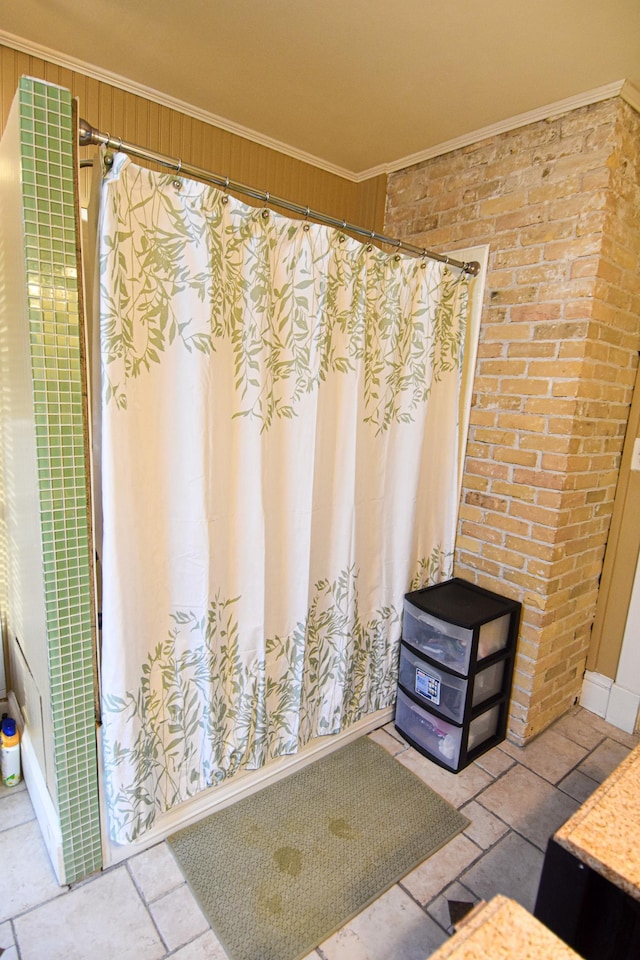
(78, 120, 480, 277)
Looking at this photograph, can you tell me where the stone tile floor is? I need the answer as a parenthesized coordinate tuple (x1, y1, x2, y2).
(0, 705, 637, 960)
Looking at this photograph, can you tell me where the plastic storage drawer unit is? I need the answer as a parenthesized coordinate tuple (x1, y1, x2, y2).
(395, 577, 521, 772)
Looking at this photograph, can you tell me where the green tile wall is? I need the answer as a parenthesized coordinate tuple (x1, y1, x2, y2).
(18, 77, 101, 882)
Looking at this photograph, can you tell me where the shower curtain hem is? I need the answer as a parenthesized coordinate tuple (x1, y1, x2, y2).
(97, 704, 395, 866)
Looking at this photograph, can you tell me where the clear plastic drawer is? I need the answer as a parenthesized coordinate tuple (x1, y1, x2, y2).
(395, 688, 464, 771)
(468, 703, 501, 751)
(403, 600, 511, 673)
(398, 644, 467, 723)
(395, 689, 502, 771)
(471, 659, 505, 708)
(403, 600, 473, 674)
(477, 614, 511, 660)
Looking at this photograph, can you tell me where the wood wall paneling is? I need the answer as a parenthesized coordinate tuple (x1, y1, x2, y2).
(0, 42, 387, 230)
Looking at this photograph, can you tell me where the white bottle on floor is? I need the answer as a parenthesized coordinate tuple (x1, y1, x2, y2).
(1, 716, 21, 787)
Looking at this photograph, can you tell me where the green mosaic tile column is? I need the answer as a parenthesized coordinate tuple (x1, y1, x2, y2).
(18, 77, 101, 883)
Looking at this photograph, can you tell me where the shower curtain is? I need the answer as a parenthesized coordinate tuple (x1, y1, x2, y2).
(98, 153, 470, 844)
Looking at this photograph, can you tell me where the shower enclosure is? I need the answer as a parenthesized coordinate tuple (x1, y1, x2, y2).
(0, 77, 485, 883)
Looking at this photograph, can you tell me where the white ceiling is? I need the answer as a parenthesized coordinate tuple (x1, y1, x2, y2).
(1, 0, 639, 177)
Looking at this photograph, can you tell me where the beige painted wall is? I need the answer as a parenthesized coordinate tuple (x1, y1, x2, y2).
(588, 360, 640, 679)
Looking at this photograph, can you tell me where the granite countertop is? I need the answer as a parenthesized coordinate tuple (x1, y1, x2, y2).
(427, 896, 581, 959)
(554, 740, 640, 902)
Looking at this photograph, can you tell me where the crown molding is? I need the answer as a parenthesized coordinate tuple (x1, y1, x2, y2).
(359, 79, 639, 181)
(2, 31, 638, 185)
(0, 29, 359, 182)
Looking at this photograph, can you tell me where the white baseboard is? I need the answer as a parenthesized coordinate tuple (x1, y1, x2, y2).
(8, 691, 66, 885)
(606, 684, 640, 734)
(101, 706, 394, 867)
(580, 671, 640, 734)
(579, 671, 612, 717)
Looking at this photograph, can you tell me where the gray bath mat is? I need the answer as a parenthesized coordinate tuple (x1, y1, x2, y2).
(168, 735, 468, 960)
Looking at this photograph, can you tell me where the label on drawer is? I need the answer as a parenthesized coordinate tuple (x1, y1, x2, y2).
(415, 667, 440, 705)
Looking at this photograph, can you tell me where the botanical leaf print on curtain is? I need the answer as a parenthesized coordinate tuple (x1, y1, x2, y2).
(98, 153, 469, 843)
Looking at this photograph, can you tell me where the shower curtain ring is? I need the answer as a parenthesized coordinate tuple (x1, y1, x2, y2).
(221, 176, 230, 204)
(102, 133, 115, 170)
(303, 205, 311, 231)
(171, 159, 183, 190)
(261, 191, 270, 219)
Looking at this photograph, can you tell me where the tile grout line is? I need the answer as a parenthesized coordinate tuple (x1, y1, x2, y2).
(469, 746, 596, 855)
(124, 858, 174, 956)
(9, 918, 21, 960)
(163, 929, 215, 958)
(396, 721, 633, 950)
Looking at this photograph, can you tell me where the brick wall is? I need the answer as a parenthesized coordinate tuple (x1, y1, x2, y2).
(385, 97, 640, 743)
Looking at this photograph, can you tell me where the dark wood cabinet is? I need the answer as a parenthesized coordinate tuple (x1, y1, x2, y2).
(535, 838, 640, 959)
